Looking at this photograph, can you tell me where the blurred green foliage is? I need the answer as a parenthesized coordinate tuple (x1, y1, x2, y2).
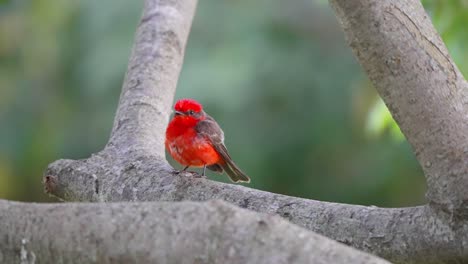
(0, 0, 464, 206)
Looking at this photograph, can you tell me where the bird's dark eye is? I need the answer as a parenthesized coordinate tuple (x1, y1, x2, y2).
(188, 110, 195, 115)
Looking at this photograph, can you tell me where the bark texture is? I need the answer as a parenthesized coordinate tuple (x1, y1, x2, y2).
(45, 156, 468, 263)
(0, 199, 389, 264)
(329, 0, 468, 218)
(34, 0, 468, 263)
(108, 0, 197, 156)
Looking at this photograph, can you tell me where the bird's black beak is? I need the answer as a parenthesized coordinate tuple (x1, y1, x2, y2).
(174, 111, 184, 116)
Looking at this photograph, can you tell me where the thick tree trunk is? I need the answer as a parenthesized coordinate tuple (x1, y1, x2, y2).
(9, 0, 467, 263)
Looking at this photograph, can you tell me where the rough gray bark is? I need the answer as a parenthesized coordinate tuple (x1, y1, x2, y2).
(0, 199, 389, 264)
(45, 156, 468, 264)
(108, 0, 197, 156)
(329, 0, 468, 218)
(36, 0, 468, 263)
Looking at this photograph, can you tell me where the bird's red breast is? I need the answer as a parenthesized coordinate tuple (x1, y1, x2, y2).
(165, 118, 221, 167)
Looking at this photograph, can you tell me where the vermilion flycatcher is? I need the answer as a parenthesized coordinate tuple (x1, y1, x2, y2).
(165, 98, 250, 183)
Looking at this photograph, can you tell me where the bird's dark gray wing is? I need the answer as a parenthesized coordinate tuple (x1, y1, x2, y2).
(195, 115, 250, 183)
(195, 114, 225, 145)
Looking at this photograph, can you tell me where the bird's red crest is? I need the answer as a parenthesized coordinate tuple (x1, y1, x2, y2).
(174, 98, 203, 113)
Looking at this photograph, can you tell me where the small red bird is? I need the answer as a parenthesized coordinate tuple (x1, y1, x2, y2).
(165, 98, 250, 183)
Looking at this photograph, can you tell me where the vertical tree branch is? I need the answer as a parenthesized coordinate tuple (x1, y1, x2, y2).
(329, 0, 468, 215)
(108, 0, 197, 157)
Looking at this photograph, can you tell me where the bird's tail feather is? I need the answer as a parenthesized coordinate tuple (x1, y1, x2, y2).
(221, 159, 250, 183)
(213, 143, 250, 183)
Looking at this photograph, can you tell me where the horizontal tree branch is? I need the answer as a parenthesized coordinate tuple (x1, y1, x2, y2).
(0, 199, 389, 264)
(45, 156, 468, 263)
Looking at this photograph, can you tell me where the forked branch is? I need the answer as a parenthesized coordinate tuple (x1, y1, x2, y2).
(41, 0, 468, 263)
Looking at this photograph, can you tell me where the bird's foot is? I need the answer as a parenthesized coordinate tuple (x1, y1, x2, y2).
(174, 169, 192, 175)
(192, 173, 208, 179)
(174, 169, 207, 179)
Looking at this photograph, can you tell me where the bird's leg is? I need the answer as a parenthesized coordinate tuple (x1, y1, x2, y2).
(175, 166, 190, 175)
(202, 165, 207, 176)
(176, 165, 207, 179)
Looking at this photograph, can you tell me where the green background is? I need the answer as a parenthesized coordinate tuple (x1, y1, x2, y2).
(0, 0, 466, 206)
